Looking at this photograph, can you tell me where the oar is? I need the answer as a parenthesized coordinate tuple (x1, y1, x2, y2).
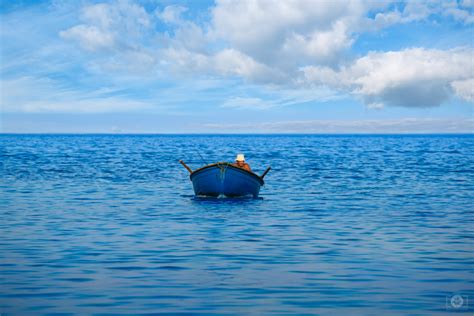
(260, 166, 271, 179)
(179, 160, 193, 174)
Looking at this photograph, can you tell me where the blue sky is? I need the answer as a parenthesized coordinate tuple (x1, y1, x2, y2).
(1, 0, 473, 133)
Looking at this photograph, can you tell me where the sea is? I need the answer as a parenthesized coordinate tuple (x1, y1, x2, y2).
(1, 134, 473, 315)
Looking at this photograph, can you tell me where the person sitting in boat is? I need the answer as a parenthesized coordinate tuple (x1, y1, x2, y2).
(232, 153, 252, 172)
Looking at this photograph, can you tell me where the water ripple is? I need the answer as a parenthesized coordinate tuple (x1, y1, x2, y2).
(1, 134, 473, 314)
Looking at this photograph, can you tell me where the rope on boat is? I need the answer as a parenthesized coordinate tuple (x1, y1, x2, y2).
(216, 162, 228, 181)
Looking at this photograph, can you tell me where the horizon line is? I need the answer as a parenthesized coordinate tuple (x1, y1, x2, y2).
(1, 132, 473, 136)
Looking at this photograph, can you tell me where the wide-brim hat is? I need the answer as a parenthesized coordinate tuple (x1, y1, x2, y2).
(235, 153, 245, 161)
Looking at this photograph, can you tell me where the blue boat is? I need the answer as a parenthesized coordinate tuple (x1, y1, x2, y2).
(180, 161, 270, 198)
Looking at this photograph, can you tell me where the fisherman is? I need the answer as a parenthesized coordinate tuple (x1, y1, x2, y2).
(232, 153, 252, 172)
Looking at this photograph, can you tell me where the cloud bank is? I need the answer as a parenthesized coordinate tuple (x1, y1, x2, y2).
(303, 48, 474, 108)
(61, 0, 473, 109)
(1, 0, 473, 116)
(204, 118, 474, 133)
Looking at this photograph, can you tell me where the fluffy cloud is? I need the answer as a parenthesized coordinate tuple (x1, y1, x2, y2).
(60, 24, 114, 51)
(156, 5, 187, 25)
(442, 0, 474, 24)
(213, 49, 285, 83)
(199, 0, 474, 107)
(60, 1, 151, 52)
(55, 0, 474, 110)
(211, 0, 371, 69)
(151, 0, 379, 84)
(161, 47, 285, 84)
(209, 0, 471, 72)
(149, 0, 389, 83)
(372, 1, 439, 29)
(452, 78, 474, 102)
(372, 1, 474, 29)
(303, 48, 474, 108)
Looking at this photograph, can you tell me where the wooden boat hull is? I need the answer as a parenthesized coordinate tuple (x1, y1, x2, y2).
(190, 162, 264, 198)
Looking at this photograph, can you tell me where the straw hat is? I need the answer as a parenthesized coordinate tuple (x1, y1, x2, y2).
(235, 153, 245, 161)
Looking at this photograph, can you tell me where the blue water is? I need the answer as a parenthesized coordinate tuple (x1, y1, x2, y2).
(1, 134, 473, 315)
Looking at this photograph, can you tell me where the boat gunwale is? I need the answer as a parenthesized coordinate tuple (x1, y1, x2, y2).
(190, 162, 264, 185)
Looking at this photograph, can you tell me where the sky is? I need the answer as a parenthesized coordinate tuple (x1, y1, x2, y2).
(0, 0, 473, 133)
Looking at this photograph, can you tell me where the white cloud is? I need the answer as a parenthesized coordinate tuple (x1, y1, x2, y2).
(209, 0, 469, 73)
(213, 49, 285, 83)
(280, 20, 353, 66)
(50, 0, 474, 112)
(372, 1, 474, 29)
(211, 0, 368, 69)
(58, 1, 474, 96)
(452, 78, 474, 102)
(82, 3, 114, 29)
(208, 0, 473, 76)
(60, 24, 114, 51)
(160, 47, 285, 84)
(156, 5, 187, 25)
(303, 48, 474, 108)
(154, 0, 373, 84)
(60, 1, 151, 52)
(372, 1, 436, 29)
(442, 0, 474, 24)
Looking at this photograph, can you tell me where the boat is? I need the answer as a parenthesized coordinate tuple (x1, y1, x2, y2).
(179, 161, 271, 198)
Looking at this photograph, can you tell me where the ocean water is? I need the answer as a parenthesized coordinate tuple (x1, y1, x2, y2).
(1, 134, 473, 315)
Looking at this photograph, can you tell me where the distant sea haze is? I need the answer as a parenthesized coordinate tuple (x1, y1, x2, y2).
(1, 134, 473, 314)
